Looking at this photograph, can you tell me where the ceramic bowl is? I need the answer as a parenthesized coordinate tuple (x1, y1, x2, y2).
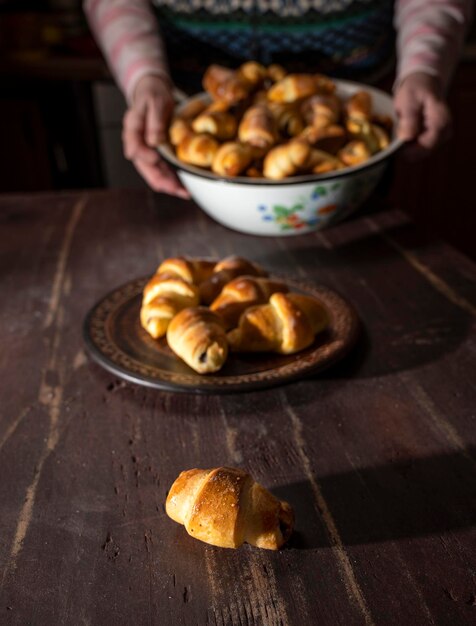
(158, 80, 403, 236)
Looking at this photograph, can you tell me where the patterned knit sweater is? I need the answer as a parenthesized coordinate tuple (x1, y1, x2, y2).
(84, 0, 473, 102)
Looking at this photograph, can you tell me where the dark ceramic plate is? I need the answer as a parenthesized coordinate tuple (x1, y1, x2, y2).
(83, 276, 359, 393)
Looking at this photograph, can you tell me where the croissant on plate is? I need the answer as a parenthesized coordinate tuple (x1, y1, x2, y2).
(192, 110, 238, 141)
(338, 140, 372, 166)
(166, 306, 228, 373)
(166, 467, 294, 550)
(157, 257, 216, 285)
(227, 292, 329, 354)
(141, 273, 200, 338)
(268, 101, 305, 138)
(345, 90, 372, 121)
(210, 275, 289, 329)
(237, 61, 268, 86)
(199, 256, 268, 304)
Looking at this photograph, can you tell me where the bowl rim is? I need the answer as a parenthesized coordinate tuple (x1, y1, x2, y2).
(158, 78, 405, 186)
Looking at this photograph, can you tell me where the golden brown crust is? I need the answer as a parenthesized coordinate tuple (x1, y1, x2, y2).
(299, 124, 347, 155)
(157, 257, 216, 285)
(301, 93, 341, 129)
(176, 133, 220, 167)
(165, 467, 294, 550)
(199, 256, 268, 304)
(192, 110, 238, 140)
(238, 104, 279, 150)
(227, 291, 328, 354)
(166, 307, 228, 373)
(210, 276, 289, 329)
(211, 142, 256, 177)
(263, 139, 311, 179)
(203, 64, 252, 104)
(140, 273, 200, 338)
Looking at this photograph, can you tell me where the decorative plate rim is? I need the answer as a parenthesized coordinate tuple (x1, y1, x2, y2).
(83, 275, 360, 394)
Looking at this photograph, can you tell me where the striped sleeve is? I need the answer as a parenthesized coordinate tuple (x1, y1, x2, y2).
(83, 0, 171, 103)
(394, 0, 474, 91)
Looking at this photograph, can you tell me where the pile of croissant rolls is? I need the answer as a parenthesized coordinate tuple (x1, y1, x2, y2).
(140, 255, 329, 374)
(169, 62, 393, 180)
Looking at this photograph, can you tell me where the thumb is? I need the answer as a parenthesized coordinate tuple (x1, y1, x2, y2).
(395, 91, 422, 142)
(145, 97, 170, 147)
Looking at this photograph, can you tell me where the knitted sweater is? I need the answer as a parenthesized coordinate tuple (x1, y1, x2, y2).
(84, 0, 473, 102)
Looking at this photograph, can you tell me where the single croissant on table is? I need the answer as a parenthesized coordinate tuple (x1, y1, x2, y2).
(166, 306, 228, 374)
(228, 292, 329, 354)
(166, 467, 294, 550)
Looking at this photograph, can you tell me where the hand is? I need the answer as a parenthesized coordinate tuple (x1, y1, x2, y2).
(122, 74, 190, 198)
(394, 72, 452, 158)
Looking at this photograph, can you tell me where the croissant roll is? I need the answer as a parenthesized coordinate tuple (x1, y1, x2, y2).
(267, 63, 287, 83)
(176, 133, 220, 168)
(371, 113, 394, 134)
(301, 93, 341, 129)
(237, 61, 268, 86)
(306, 149, 345, 174)
(238, 104, 279, 150)
(338, 140, 372, 166)
(192, 110, 237, 140)
(169, 118, 193, 146)
(175, 98, 208, 121)
(211, 142, 257, 177)
(299, 124, 347, 155)
(345, 91, 372, 121)
(268, 102, 305, 138)
(203, 64, 252, 104)
(210, 276, 289, 329)
(267, 74, 320, 103)
(166, 467, 294, 550)
(141, 273, 200, 338)
(227, 292, 329, 354)
(157, 257, 216, 285)
(263, 139, 311, 180)
(166, 307, 228, 373)
(199, 256, 268, 304)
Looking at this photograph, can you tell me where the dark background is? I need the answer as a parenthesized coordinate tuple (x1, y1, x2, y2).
(0, 0, 475, 260)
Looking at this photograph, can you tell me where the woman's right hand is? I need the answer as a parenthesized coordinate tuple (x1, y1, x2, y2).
(122, 74, 190, 198)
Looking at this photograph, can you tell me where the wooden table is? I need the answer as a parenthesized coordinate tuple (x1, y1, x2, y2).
(1, 190, 475, 626)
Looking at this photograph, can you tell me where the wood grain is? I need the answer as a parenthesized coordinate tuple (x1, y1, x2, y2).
(0, 190, 475, 626)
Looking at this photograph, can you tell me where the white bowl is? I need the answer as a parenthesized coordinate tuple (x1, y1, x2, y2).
(159, 80, 403, 236)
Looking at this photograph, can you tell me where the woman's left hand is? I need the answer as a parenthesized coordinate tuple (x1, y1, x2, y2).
(394, 72, 452, 154)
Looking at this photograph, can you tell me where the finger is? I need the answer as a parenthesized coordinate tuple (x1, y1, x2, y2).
(396, 94, 422, 142)
(145, 96, 171, 147)
(418, 98, 451, 149)
(122, 109, 159, 165)
(133, 158, 191, 198)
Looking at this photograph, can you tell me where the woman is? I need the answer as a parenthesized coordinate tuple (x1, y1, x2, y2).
(84, 0, 473, 197)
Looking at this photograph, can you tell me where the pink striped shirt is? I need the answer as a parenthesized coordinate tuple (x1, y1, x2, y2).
(84, 0, 474, 103)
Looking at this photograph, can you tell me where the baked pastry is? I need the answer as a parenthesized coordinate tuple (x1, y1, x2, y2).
(192, 110, 237, 141)
(166, 306, 228, 373)
(263, 139, 311, 179)
(268, 102, 305, 138)
(345, 90, 372, 121)
(211, 142, 257, 177)
(166, 467, 294, 550)
(157, 257, 216, 285)
(267, 73, 335, 103)
(306, 149, 345, 174)
(227, 292, 329, 354)
(203, 64, 252, 104)
(176, 133, 220, 168)
(238, 104, 278, 150)
(338, 140, 372, 166)
(141, 273, 200, 338)
(210, 276, 289, 329)
(299, 124, 347, 154)
(301, 93, 341, 129)
(199, 256, 268, 304)
(237, 61, 268, 86)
